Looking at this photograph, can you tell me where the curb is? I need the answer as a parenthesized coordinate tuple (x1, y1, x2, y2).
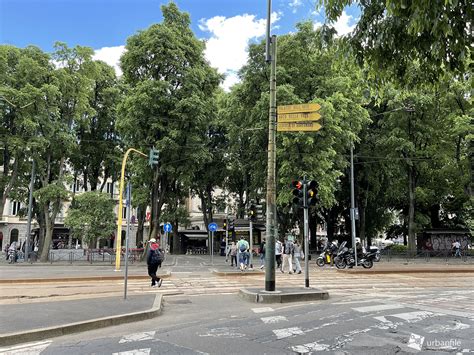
(239, 288, 329, 304)
(211, 269, 264, 276)
(0, 271, 171, 284)
(337, 268, 474, 274)
(0, 294, 163, 347)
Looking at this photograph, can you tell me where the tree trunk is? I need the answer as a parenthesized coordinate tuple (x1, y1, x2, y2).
(408, 165, 416, 252)
(39, 205, 54, 262)
(430, 204, 441, 228)
(136, 203, 146, 247)
(359, 204, 366, 245)
(172, 221, 180, 254)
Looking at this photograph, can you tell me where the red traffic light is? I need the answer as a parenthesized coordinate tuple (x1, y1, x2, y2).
(292, 180, 303, 189)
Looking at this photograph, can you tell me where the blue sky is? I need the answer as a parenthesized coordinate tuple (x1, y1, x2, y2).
(0, 0, 360, 89)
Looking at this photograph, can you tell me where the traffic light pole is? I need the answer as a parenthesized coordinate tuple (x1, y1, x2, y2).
(350, 143, 357, 267)
(303, 179, 310, 288)
(264, 33, 277, 292)
(249, 219, 253, 268)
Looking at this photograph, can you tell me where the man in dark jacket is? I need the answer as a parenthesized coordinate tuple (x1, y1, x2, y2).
(147, 238, 163, 288)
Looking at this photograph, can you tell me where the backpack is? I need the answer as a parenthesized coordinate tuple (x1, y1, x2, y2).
(150, 248, 164, 264)
(239, 242, 247, 252)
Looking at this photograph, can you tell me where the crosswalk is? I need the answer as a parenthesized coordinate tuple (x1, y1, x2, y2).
(2, 301, 473, 354)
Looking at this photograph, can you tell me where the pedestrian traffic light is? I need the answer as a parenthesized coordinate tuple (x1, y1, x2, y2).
(249, 204, 257, 222)
(223, 219, 227, 230)
(148, 148, 159, 167)
(292, 180, 304, 207)
(306, 180, 318, 207)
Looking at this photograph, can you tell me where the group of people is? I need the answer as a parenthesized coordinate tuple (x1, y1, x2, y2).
(275, 237, 304, 274)
(225, 236, 305, 274)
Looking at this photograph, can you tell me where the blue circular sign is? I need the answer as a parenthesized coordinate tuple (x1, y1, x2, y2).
(163, 223, 172, 232)
(208, 222, 218, 232)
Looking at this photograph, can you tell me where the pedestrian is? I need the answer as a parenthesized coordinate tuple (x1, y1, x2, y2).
(293, 240, 304, 274)
(454, 240, 461, 257)
(229, 242, 238, 267)
(4, 243, 10, 260)
(259, 238, 266, 269)
(281, 237, 294, 274)
(146, 238, 163, 288)
(237, 236, 249, 271)
(329, 240, 338, 267)
(275, 239, 283, 270)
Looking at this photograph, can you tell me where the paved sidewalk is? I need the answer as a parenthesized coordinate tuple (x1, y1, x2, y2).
(0, 294, 162, 347)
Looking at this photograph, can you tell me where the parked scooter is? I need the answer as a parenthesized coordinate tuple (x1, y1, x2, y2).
(8, 248, 16, 264)
(316, 247, 333, 267)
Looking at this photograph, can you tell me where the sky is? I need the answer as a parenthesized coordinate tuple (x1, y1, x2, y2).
(0, 0, 360, 90)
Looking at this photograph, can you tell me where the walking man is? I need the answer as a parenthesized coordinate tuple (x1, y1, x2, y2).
(454, 240, 461, 257)
(281, 237, 294, 274)
(146, 238, 163, 288)
(275, 239, 283, 270)
(293, 240, 304, 274)
(259, 238, 266, 269)
(237, 236, 249, 271)
(229, 242, 238, 267)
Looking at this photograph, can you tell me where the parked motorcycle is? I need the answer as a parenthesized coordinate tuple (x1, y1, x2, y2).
(8, 249, 16, 264)
(369, 245, 381, 262)
(334, 242, 374, 269)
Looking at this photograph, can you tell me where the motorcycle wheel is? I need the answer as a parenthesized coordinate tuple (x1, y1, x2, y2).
(362, 259, 373, 269)
(335, 258, 346, 269)
(316, 258, 325, 267)
(374, 254, 381, 262)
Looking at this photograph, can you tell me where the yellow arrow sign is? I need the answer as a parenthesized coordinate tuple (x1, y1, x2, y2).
(277, 122, 322, 132)
(278, 112, 321, 123)
(278, 103, 321, 114)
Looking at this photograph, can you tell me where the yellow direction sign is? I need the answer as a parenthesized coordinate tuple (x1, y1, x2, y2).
(278, 112, 321, 123)
(277, 122, 322, 132)
(278, 103, 321, 114)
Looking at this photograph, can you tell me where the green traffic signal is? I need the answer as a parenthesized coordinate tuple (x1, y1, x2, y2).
(149, 148, 159, 167)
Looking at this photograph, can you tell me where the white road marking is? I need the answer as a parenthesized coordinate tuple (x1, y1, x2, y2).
(373, 316, 392, 323)
(252, 307, 274, 313)
(199, 327, 245, 338)
(261, 315, 288, 324)
(407, 333, 425, 351)
(332, 299, 375, 305)
(273, 326, 304, 339)
(352, 304, 405, 313)
(390, 311, 434, 321)
(291, 341, 330, 353)
(112, 349, 151, 355)
(426, 321, 470, 333)
(119, 331, 156, 343)
(0, 340, 52, 355)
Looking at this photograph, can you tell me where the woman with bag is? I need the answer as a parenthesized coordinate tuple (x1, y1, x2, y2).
(293, 240, 304, 274)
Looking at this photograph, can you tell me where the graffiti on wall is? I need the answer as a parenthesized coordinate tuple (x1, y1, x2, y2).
(418, 232, 471, 251)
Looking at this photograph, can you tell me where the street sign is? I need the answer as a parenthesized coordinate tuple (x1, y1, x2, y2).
(164, 223, 172, 232)
(278, 112, 321, 123)
(277, 122, 322, 132)
(278, 103, 321, 114)
(208, 222, 218, 232)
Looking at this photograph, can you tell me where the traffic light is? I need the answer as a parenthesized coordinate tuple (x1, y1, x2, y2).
(256, 204, 264, 220)
(306, 180, 318, 206)
(292, 180, 304, 207)
(249, 204, 257, 222)
(148, 148, 159, 167)
(228, 218, 235, 231)
(223, 219, 227, 230)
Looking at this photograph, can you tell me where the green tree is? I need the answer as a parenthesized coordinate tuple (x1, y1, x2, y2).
(118, 3, 221, 241)
(320, 0, 472, 76)
(65, 191, 115, 248)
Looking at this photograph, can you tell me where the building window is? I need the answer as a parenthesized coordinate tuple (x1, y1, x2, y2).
(106, 182, 114, 195)
(10, 228, 19, 243)
(10, 201, 21, 216)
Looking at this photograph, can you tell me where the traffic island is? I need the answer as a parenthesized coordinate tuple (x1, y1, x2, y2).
(0, 294, 163, 347)
(239, 287, 329, 303)
(212, 268, 264, 276)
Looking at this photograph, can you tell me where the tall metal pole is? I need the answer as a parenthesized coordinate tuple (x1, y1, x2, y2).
(124, 181, 131, 300)
(211, 231, 214, 265)
(350, 143, 357, 267)
(264, 34, 277, 291)
(249, 219, 253, 268)
(25, 160, 35, 262)
(303, 178, 310, 287)
(225, 208, 229, 262)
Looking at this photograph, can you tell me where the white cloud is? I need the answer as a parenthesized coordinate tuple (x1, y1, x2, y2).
(289, 0, 303, 13)
(92, 45, 126, 76)
(332, 10, 356, 36)
(200, 12, 280, 91)
(313, 21, 323, 30)
(222, 71, 240, 91)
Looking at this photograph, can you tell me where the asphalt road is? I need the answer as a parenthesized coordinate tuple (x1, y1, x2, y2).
(2, 272, 473, 354)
